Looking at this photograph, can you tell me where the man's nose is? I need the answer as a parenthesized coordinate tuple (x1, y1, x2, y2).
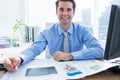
(62, 11, 68, 15)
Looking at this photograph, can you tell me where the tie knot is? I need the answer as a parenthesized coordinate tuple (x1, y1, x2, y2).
(63, 31, 68, 37)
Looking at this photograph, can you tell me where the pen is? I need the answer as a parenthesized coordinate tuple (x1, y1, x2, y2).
(1, 53, 18, 70)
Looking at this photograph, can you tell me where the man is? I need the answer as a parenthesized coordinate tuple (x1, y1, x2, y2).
(4, 0, 104, 72)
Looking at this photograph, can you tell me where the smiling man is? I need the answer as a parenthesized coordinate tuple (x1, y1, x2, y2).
(4, 0, 104, 72)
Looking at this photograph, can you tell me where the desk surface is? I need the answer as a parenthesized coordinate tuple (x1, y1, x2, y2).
(0, 70, 6, 79)
(1, 47, 120, 80)
(84, 70, 120, 80)
(0, 70, 120, 80)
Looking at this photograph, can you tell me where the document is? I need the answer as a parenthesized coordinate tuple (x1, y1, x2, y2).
(25, 66, 57, 76)
(0, 53, 6, 64)
(56, 59, 119, 79)
(1, 59, 65, 80)
(1, 58, 119, 80)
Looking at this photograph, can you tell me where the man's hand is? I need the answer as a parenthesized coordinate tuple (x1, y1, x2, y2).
(53, 51, 73, 61)
(4, 57, 22, 72)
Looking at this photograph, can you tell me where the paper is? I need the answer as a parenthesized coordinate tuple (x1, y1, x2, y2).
(63, 64, 83, 76)
(1, 59, 119, 80)
(54, 59, 119, 79)
(1, 59, 65, 80)
(25, 66, 57, 76)
(0, 52, 4, 63)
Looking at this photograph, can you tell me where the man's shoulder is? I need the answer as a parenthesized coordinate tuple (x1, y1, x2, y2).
(42, 23, 58, 33)
(72, 22, 87, 30)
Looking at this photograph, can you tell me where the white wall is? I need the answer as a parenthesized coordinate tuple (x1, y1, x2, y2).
(26, 0, 85, 31)
(0, 0, 111, 38)
(0, 0, 25, 37)
(27, 0, 57, 30)
(0, 0, 94, 37)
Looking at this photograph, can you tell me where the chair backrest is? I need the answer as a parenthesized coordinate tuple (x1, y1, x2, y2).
(45, 45, 52, 59)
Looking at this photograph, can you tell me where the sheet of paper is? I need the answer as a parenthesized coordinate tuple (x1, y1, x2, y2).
(55, 60, 119, 79)
(25, 66, 57, 76)
(1, 59, 65, 80)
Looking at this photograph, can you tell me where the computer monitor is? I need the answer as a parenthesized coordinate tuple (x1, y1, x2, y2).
(104, 5, 120, 73)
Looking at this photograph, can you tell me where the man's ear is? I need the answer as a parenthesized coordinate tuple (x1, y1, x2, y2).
(56, 10, 58, 16)
(73, 11, 75, 15)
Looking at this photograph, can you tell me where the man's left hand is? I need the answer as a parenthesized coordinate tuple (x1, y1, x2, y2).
(53, 51, 73, 61)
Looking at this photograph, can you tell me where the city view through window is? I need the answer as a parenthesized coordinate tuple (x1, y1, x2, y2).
(73, 0, 120, 48)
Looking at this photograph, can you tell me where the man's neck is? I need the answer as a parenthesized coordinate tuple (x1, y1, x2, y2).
(59, 23, 71, 30)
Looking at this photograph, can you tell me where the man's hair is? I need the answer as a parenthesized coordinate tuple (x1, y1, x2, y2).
(55, 0, 76, 11)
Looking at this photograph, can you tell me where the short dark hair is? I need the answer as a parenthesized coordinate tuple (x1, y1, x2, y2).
(55, 0, 76, 11)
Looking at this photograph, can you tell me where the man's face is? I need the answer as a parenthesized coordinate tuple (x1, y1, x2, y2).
(56, 1, 75, 25)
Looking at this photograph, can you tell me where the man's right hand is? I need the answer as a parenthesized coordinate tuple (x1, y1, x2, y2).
(4, 57, 22, 72)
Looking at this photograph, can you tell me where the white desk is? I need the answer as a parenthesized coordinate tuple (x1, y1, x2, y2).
(0, 45, 46, 63)
(0, 46, 120, 80)
(1, 58, 120, 80)
(0, 45, 46, 79)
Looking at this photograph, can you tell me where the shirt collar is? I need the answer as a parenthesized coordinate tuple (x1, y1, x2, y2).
(58, 23, 73, 35)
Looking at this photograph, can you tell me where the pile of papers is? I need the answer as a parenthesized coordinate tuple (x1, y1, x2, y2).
(1, 58, 120, 80)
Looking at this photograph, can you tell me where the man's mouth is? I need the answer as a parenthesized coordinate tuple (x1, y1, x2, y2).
(61, 16, 69, 21)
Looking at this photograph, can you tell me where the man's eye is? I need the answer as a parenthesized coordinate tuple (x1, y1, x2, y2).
(67, 9, 72, 12)
(60, 8, 64, 11)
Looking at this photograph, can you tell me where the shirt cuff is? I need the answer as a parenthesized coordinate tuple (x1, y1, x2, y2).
(18, 54, 25, 64)
(18, 56, 23, 64)
(71, 51, 83, 60)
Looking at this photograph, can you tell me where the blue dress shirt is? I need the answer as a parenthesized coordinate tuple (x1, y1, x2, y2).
(20, 23, 104, 64)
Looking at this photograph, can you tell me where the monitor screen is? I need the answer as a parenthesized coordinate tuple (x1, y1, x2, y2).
(104, 5, 120, 60)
